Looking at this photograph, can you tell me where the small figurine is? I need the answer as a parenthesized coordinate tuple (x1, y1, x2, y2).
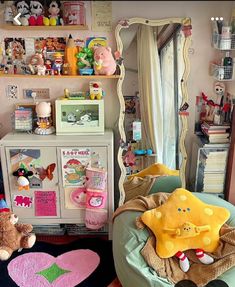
(28, 53, 44, 74)
(52, 52, 63, 75)
(44, 59, 52, 75)
(37, 64, 46, 75)
(34, 102, 55, 135)
(89, 81, 104, 100)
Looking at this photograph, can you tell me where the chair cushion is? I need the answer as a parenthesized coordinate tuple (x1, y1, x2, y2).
(140, 188, 230, 258)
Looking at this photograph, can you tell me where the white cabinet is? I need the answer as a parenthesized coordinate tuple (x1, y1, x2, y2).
(0, 131, 114, 239)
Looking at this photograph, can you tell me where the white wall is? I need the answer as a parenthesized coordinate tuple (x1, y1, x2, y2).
(0, 1, 234, 184)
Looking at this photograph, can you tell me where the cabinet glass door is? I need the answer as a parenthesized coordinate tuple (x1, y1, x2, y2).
(5, 147, 60, 218)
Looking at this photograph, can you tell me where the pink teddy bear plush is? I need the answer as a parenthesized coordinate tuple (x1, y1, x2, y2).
(93, 46, 116, 76)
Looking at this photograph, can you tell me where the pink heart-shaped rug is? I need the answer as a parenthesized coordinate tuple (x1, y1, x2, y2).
(8, 250, 100, 287)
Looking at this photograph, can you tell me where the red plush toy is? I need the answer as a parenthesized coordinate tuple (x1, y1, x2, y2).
(28, 0, 44, 26)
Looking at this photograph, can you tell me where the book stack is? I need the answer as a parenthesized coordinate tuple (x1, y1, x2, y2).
(201, 121, 230, 143)
(201, 150, 228, 193)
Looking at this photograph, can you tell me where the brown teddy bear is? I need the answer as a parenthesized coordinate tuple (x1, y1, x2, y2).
(0, 195, 36, 261)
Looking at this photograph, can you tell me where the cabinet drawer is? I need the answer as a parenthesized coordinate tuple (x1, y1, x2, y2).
(5, 147, 60, 218)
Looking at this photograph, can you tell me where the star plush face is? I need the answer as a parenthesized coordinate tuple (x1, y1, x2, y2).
(141, 188, 230, 258)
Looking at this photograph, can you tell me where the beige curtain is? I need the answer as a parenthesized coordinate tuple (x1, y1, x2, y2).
(137, 25, 163, 163)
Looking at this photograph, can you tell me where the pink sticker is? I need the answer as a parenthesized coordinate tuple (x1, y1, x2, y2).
(86, 190, 107, 209)
(70, 187, 87, 208)
(14, 195, 33, 208)
(34, 191, 57, 216)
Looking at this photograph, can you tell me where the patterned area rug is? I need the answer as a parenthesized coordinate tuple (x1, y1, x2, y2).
(0, 238, 116, 287)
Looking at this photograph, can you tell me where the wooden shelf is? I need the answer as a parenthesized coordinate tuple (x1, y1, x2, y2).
(0, 24, 88, 31)
(0, 74, 120, 79)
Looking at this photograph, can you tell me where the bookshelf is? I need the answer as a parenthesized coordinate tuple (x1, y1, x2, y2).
(189, 134, 229, 198)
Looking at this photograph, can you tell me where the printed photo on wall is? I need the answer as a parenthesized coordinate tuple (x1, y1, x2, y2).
(61, 148, 91, 187)
(4, 38, 26, 61)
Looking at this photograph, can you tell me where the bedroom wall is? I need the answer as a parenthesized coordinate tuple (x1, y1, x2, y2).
(0, 1, 234, 185)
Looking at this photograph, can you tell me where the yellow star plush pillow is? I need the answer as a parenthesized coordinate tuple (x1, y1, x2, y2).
(141, 188, 230, 258)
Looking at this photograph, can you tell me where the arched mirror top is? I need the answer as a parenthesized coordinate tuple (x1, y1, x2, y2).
(115, 17, 192, 206)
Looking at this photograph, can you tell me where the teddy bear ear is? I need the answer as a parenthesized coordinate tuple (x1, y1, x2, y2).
(106, 47, 112, 52)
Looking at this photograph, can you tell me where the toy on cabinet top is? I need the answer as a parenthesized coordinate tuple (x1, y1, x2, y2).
(34, 101, 55, 135)
(93, 46, 117, 76)
(43, 0, 63, 26)
(28, 0, 44, 26)
(0, 195, 36, 261)
(88, 81, 104, 100)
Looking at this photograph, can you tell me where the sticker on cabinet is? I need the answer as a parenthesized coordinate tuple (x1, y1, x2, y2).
(61, 148, 91, 187)
(10, 149, 41, 174)
(34, 191, 57, 216)
(65, 187, 87, 209)
(13, 195, 33, 208)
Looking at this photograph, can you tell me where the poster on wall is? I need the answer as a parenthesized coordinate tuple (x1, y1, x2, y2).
(34, 191, 57, 216)
(61, 148, 91, 187)
(91, 1, 112, 32)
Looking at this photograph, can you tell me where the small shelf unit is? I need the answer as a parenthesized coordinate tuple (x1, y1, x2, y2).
(0, 24, 89, 31)
(0, 74, 120, 79)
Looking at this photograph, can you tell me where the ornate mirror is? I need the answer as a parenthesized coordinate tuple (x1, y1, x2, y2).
(115, 17, 192, 206)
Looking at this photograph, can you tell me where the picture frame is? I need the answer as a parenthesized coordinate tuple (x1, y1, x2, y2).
(55, 99, 104, 135)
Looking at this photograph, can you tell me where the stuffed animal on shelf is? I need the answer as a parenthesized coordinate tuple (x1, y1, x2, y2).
(93, 46, 117, 76)
(13, 165, 33, 191)
(13, 0, 30, 25)
(43, 0, 63, 26)
(0, 195, 36, 261)
(28, 0, 44, 26)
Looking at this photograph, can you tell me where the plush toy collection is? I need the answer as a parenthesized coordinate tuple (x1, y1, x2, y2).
(12, 0, 63, 26)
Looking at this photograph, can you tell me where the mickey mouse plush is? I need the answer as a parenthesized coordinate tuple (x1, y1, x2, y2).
(13, 167, 33, 191)
(14, 0, 30, 25)
(43, 0, 63, 26)
(28, 0, 44, 26)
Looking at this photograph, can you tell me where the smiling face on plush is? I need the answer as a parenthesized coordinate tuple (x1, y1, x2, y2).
(141, 188, 230, 258)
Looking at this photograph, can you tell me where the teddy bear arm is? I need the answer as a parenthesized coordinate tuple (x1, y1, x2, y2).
(15, 223, 33, 233)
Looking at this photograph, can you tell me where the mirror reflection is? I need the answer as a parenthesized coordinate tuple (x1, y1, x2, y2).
(121, 22, 185, 172)
(116, 18, 191, 204)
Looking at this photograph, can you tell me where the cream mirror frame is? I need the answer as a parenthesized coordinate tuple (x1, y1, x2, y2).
(115, 17, 192, 206)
